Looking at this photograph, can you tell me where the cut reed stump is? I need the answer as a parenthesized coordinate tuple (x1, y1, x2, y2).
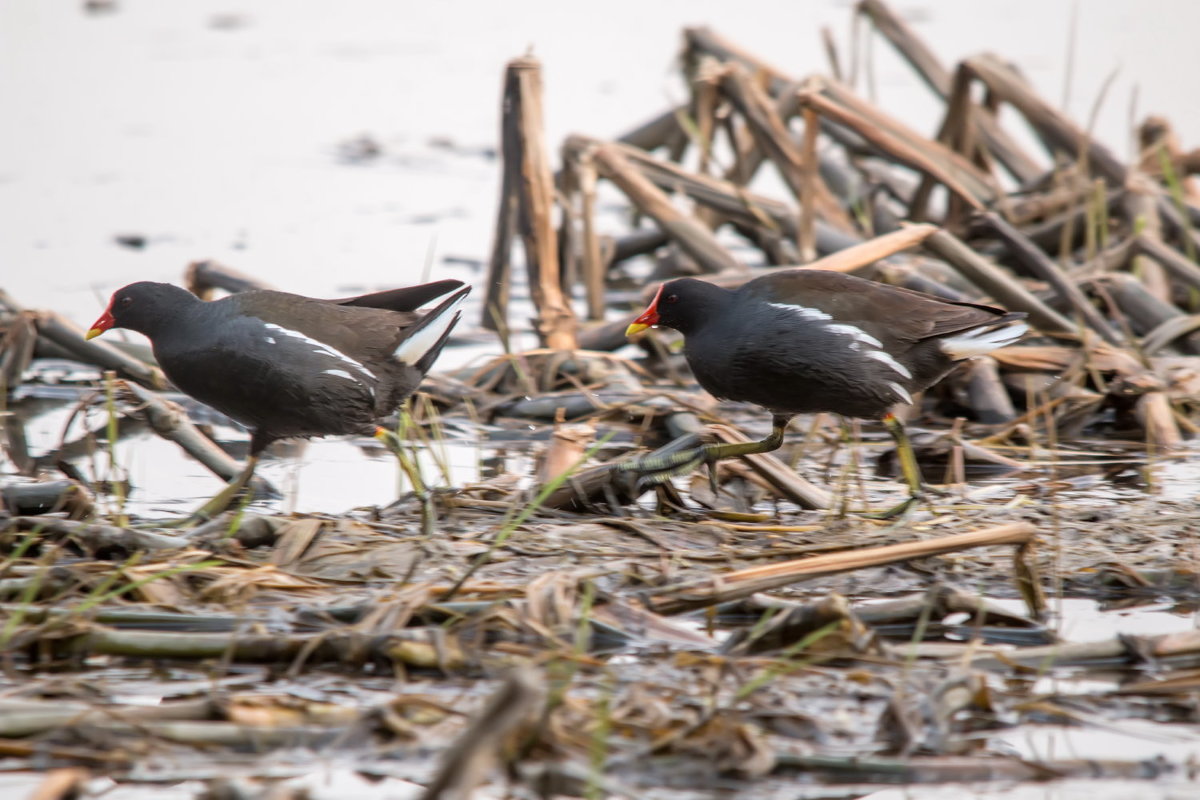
(483, 55, 577, 349)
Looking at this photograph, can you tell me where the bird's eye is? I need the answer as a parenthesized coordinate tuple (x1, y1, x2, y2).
(663, 294, 679, 304)
(120, 296, 133, 308)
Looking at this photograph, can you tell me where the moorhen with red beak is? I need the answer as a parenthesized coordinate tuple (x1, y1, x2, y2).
(623, 269, 1027, 517)
(86, 279, 470, 519)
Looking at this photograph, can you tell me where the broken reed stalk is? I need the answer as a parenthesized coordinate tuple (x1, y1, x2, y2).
(0, 310, 37, 391)
(564, 133, 812, 249)
(802, 223, 938, 272)
(689, 56, 722, 176)
(960, 53, 1127, 185)
(572, 153, 607, 321)
(724, 78, 801, 187)
(0, 480, 94, 520)
(506, 56, 577, 349)
(689, 17, 1014, 210)
(795, 89, 989, 214)
(718, 62, 853, 233)
(616, 106, 684, 152)
(910, 67, 980, 223)
(799, 105, 820, 260)
(115, 381, 277, 497)
(481, 64, 521, 332)
(1154, 191, 1200, 258)
(856, 0, 1042, 184)
(28, 768, 90, 799)
(1121, 175, 1172, 300)
(645, 523, 1037, 614)
(184, 259, 272, 298)
(34, 312, 166, 389)
(618, 224, 937, 296)
(1141, 394, 1184, 451)
(1098, 272, 1200, 354)
(683, 25, 791, 95)
(419, 667, 545, 800)
(5, 516, 182, 554)
(824, 79, 1000, 200)
(0, 697, 218, 737)
(1133, 233, 1200, 291)
(975, 211, 1123, 344)
(921, 230, 1078, 335)
(586, 141, 741, 273)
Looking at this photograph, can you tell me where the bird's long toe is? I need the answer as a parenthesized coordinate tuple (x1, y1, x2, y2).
(617, 447, 709, 489)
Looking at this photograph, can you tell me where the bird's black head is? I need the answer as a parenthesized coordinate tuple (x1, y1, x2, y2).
(86, 281, 200, 341)
(625, 278, 732, 338)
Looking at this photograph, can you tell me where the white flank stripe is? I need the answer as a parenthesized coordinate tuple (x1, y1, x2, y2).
(394, 291, 468, 365)
(263, 323, 377, 381)
(768, 303, 884, 347)
(768, 301, 829, 321)
(323, 369, 357, 382)
(826, 323, 882, 348)
(865, 349, 913, 378)
(265, 336, 276, 344)
(888, 381, 914, 405)
(940, 321, 1029, 360)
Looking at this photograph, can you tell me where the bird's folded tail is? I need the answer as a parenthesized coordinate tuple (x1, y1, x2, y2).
(394, 284, 471, 372)
(939, 313, 1028, 360)
(334, 278, 465, 312)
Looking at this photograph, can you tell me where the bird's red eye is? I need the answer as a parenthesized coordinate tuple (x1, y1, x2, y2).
(663, 294, 679, 304)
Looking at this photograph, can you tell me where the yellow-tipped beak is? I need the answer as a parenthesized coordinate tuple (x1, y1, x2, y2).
(625, 322, 650, 338)
(86, 307, 115, 341)
(627, 284, 664, 339)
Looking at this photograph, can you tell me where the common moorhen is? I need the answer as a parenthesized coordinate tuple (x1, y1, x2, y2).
(623, 269, 1028, 516)
(86, 278, 470, 517)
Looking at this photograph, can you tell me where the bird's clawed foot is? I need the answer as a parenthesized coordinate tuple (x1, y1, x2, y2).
(615, 419, 789, 496)
(615, 445, 717, 492)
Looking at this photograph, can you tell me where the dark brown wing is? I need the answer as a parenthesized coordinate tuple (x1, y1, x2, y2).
(232, 291, 419, 361)
(747, 269, 1011, 344)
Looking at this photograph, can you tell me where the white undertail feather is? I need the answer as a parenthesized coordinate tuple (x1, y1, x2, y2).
(940, 321, 1028, 360)
(393, 288, 469, 366)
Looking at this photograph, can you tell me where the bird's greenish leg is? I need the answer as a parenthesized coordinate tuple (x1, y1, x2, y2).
(861, 412, 924, 520)
(179, 454, 260, 526)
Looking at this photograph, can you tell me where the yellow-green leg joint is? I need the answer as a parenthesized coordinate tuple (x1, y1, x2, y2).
(863, 412, 924, 520)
